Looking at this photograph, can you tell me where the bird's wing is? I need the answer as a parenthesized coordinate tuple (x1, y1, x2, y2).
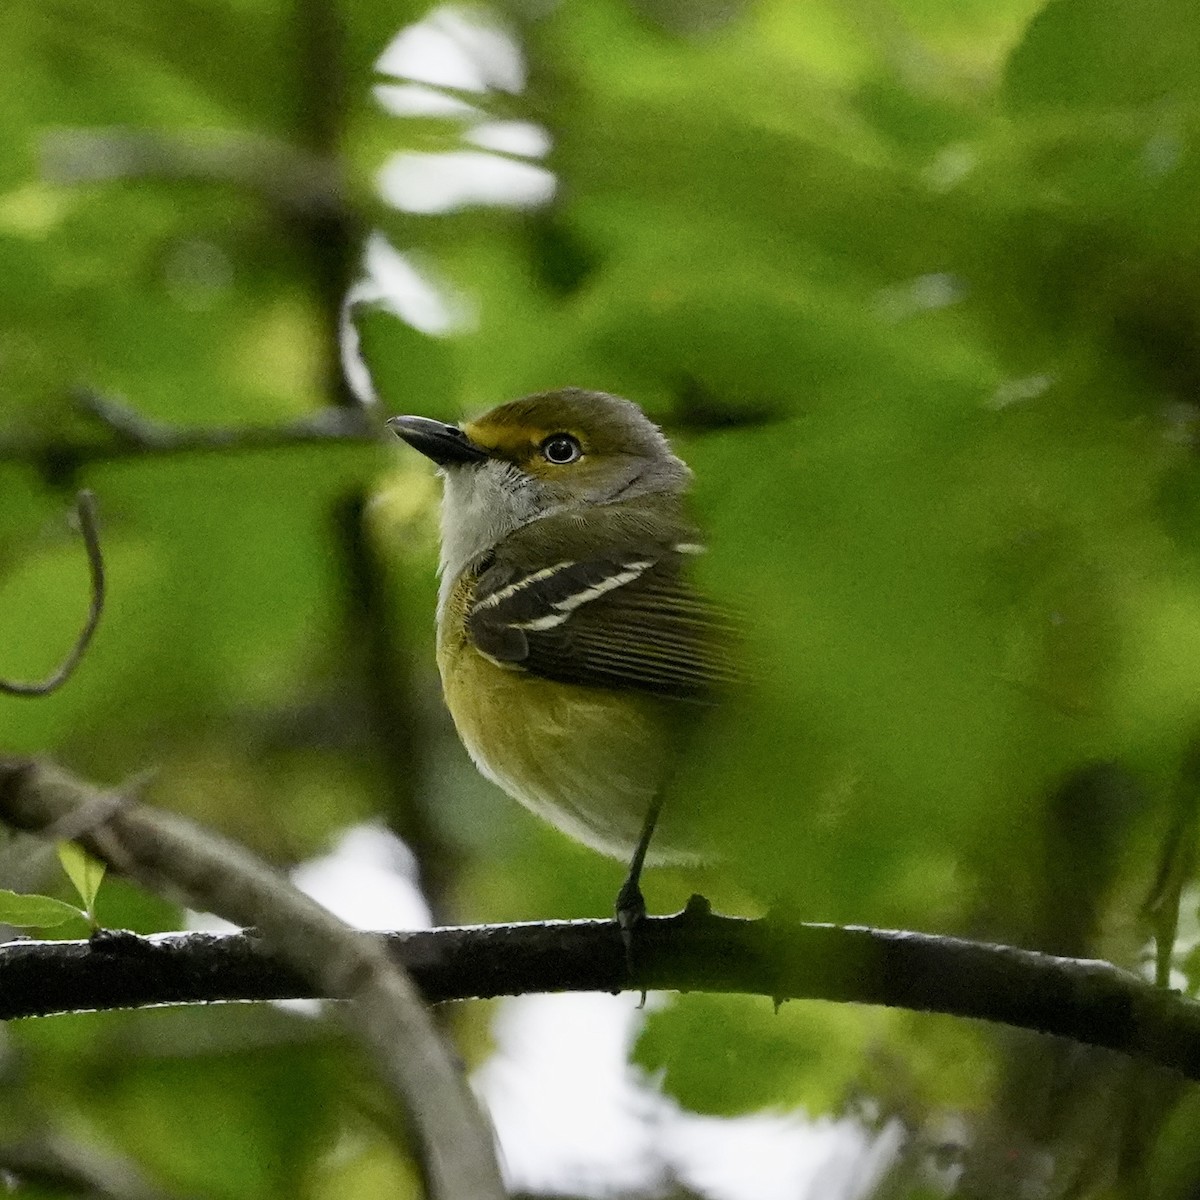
(467, 507, 737, 700)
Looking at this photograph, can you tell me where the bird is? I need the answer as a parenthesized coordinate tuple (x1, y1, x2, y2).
(388, 388, 736, 930)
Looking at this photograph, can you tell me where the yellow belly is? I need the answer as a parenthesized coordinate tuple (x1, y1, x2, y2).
(437, 598, 696, 863)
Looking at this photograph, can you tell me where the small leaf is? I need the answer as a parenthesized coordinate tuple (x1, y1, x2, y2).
(0, 889, 85, 928)
(57, 841, 107, 915)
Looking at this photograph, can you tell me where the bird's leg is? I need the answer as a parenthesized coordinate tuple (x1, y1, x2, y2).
(616, 790, 666, 957)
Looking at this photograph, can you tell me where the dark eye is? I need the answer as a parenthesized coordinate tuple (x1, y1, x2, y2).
(540, 434, 582, 465)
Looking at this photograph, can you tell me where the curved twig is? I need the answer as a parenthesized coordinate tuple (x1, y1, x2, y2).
(1, 491, 105, 697)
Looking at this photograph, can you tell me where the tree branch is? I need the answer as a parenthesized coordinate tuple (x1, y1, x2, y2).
(0, 757, 504, 1200)
(0, 392, 379, 483)
(4, 760, 1198, 1115)
(40, 128, 348, 218)
(0, 491, 106, 698)
(0, 1133, 189, 1200)
(2, 895, 1198, 1082)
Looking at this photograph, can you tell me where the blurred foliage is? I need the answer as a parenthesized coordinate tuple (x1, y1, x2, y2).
(3, 0, 1200, 1196)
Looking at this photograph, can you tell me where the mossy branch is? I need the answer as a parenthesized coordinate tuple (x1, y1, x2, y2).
(1, 760, 1198, 1084)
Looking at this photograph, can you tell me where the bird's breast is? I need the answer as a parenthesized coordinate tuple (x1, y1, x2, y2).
(436, 572, 697, 863)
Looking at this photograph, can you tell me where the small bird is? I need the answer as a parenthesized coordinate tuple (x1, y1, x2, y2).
(388, 388, 735, 927)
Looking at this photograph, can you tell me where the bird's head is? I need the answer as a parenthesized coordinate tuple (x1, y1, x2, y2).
(389, 389, 691, 582)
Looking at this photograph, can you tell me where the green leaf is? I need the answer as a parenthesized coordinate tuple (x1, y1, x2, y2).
(0, 888, 85, 928)
(1005, 0, 1200, 111)
(57, 840, 107, 916)
(634, 994, 871, 1117)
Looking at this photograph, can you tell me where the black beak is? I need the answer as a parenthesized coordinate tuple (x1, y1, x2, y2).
(387, 415, 489, 467)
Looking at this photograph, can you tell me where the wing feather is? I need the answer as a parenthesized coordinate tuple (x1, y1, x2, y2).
(466, 501, 736, 700)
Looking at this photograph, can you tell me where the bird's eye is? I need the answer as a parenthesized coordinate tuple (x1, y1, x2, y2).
(540, 434, 582, 465)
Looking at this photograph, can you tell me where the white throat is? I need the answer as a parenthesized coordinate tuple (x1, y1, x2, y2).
(436, 460, 544, 617)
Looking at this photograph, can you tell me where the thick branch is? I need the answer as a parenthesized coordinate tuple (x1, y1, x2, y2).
(0, 758, 503, 1200)
(0, 1133, 186, 1200)
(2, 902, 1198, 1081)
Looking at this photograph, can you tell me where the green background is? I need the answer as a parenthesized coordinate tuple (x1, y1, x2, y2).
(3, 0, 1200, 1195)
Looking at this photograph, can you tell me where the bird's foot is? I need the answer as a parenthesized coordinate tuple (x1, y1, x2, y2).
(615, 876, 647, 973)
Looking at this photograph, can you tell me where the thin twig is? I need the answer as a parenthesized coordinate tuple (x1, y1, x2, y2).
(41, 127, 348, 218)
(80, 389, 377, 454)
(0, 491, 106, 698)
(0, 395, 379, 481)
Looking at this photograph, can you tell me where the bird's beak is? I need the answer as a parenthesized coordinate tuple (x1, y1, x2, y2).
(387, 415, 489, 467)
